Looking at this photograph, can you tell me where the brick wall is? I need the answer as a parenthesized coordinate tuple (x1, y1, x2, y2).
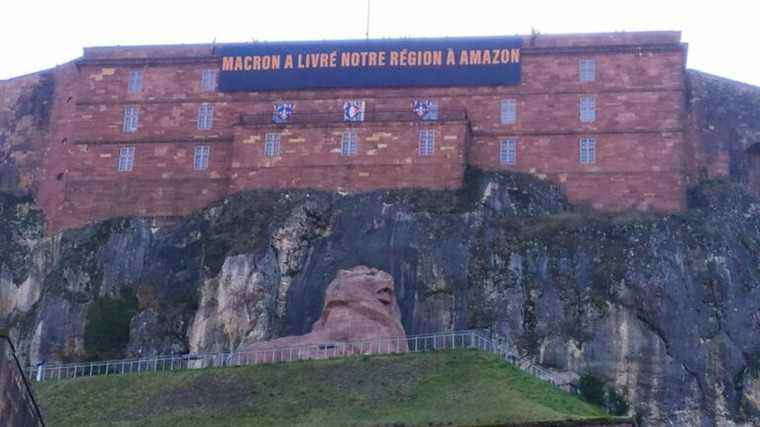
(229, 122, 467, 193)
(2, 32, 698, 232)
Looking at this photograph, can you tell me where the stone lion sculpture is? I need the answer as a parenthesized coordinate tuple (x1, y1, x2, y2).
(237, 266, 407, 359)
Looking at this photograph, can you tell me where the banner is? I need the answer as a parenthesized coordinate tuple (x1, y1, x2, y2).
(216, 36, 522, 92)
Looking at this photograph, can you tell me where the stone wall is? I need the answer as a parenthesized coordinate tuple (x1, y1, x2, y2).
(0, 31, 690, 233)
(0, 331, 44, 427)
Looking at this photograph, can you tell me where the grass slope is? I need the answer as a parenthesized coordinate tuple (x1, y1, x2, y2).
(35, 350, 617, 427)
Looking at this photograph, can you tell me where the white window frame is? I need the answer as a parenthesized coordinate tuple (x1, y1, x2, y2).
(341, 130, 358, 156)
(264, 133, 281, 158)
(201, 69, 216, 91)
(193, 145, 210, 170)
(127, 70, 143, 93)
(419, 129, 435, 156)
(117, 146, 135, 172)
(580, 96, 596, 123)
(122, 106, 139, 133)
(500, 138, 517, 165)
(580, 137, 597, 164)
(579, 59, 596, 83)
(197, 103, 214, 130)
(500, 99, 517, 125)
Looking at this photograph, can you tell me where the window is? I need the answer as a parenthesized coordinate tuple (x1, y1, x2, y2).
(501, 99, 517, 125)
(117, 146, 135, 172)
(580, 137, 596, 164)
(419, 129, 435, 156)
(500, 139, 517, 165)
(197, 103, 214, 130)
(122, 106, 139, 133)
(194, 145, 210, 170)
(341, 130, 357, 156)
(201, 70, 216, 91)
(264, 133, 281, 157)
(127, 70, 143, 93)
(580, 96, 596, 123)
(343, 100, 365, 122)
(413, 100, 438, 121)
(579, 59, 596, 82)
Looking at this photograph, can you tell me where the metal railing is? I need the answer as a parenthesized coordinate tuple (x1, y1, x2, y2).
(238, 109, 468, 126)
(469, 331, 562, 386)
(28, 329, 561, 388)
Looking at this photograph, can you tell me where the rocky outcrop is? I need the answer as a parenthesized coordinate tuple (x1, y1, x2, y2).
(0, 72, 54, 195)
(238, 266, 406, 354)
(687, 70, 760, 190)
(2, 169, 759, 426)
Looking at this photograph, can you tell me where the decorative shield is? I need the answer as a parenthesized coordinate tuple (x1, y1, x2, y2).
(273, 103, 294, 123)
(343, 100, 365, 122)
(412, 100, 438, 120)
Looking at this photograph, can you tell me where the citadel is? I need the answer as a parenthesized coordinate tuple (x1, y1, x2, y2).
(2, 29, 760, 427)
(1, 31, 758, 233)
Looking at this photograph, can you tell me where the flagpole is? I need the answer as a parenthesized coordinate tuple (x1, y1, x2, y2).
(365, 0, 371, 40)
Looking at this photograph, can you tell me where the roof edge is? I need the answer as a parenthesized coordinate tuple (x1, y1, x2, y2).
(81, 31, 683, 61)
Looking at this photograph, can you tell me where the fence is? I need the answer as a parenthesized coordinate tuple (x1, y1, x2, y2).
(28, 330, 560, 387)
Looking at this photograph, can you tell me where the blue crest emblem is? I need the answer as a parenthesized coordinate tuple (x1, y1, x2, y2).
(273, 103, 294, 123)
(412, 100, 438, 120)
(343, 100, 365, 122)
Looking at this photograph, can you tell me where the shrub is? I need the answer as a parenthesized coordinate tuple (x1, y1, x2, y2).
(578, 371, 629, 416)
(84, 289, 138, 360)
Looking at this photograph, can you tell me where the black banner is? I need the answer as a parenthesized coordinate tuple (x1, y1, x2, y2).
(216, 36, 522, 92)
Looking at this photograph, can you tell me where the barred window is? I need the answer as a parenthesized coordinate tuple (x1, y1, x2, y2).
(194, 145, 210, 170)
(419, 129, 435, 156)
(579, 59, 596, 82)
(580, 96, 596, 123)
(197, 103, 214, 130)
(580, 137, 596, 164)
(117, 146, 135, 172)
(264, 133, 281, 157)
(122, 106, 139, 133)
(201, 70, 216, 91)
(341, 130, 357, 156)
(501, 99, 517, 124)
(127, 70, 143, 93)
(500, 138, 517, 165)
(426, 101, 438, 121)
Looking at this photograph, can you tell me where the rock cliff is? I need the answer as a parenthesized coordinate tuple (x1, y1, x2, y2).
(3, 68, 760, 426)
(1, 169, 759, 426)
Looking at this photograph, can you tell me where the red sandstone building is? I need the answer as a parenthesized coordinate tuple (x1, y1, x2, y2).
(1, 31, 757, 233)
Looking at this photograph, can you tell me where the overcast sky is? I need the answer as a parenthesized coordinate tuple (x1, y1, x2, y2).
(2, 0, 758, 86)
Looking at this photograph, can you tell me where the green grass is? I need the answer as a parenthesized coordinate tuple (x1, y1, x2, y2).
(35, 350, 620, 427)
